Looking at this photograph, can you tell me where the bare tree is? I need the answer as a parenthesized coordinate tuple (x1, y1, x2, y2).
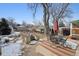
(28, 3, 71, 40)
(50, 3, 71, 21)
(22, 21, 27, 27)
(33, 20, 44, 27)
(7, 17, 15, 25)
(41, 3, 51, 40)
(7, 17, 17, 29)
(50, 3, 71, 35)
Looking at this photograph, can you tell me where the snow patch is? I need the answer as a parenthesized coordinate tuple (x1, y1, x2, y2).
(2, 40, 22, 56)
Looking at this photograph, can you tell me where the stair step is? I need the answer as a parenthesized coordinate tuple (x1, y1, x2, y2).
(40, 41, 76, 56)
(44, 40, 76, 53)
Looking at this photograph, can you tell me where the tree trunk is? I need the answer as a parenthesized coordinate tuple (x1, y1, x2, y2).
(42, 3, 50, 40)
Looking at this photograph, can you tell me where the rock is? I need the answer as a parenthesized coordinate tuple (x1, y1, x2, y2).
(1, 37, 9, 44)
(4, 39, 9, 43)
(29, 41, 38, 45)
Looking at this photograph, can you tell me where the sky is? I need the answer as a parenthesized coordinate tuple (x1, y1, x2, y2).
(70, 3, 79, 20)
(0, 3, 79, 24)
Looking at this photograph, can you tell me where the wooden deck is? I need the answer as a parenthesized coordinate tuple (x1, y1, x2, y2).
(38, 40, 76, 56)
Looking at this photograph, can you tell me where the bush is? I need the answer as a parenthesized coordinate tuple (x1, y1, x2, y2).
(0, 18, 11, 35)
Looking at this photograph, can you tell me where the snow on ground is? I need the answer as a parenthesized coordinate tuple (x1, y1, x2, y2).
(0, 32, 23, 56)
(1, 39, 22, 56)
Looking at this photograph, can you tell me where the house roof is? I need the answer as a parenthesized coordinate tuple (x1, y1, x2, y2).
(72, 20, 79, 27)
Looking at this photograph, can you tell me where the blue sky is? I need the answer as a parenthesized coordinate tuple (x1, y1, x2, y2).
(69, 4, 79, 20)
(0, 3, 79, 24)
(0, 3, 43, 24)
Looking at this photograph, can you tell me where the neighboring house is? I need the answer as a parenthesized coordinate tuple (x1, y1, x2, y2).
(70, 20, 79, 36)
(16, 24, 34, 31)
(16, 26, 27, 31)
(69, 20, 79, 39)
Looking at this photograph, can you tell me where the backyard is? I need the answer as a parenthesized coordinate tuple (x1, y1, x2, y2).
(0, 3, 79, 56)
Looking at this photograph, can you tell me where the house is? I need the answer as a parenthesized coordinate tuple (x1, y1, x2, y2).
(70, 20, 79, 39)
(70, 20, 79, 35)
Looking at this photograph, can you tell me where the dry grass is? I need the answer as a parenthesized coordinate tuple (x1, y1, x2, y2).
(17, 31, 46, 56)
(20, 31, 46, 40)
